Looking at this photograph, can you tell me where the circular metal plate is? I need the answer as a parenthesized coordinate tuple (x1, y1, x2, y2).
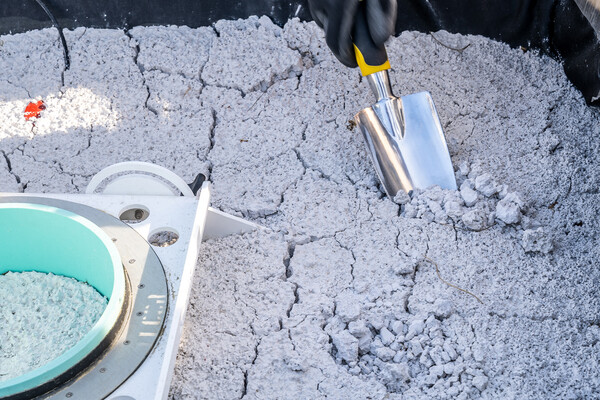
(0, 196, 168, 400)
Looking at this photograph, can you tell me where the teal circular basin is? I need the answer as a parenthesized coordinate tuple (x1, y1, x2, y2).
(0, 203, 125, 398)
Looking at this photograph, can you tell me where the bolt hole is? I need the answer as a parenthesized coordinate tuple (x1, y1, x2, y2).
(136, 311, 143, 316)
(149, 229, 179, 247)
(66, 393, 73, 398)
(138, 283, 145, 289)
(124, 340, 130, 345)
(99, 368, 106, 373)
(119, 206, 150, 224)
(128, 259, 135, 264)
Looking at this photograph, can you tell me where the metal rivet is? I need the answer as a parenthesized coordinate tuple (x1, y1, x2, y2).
(124, 340, 130, 345)
(128, 259, 135, 264)
(99, 367, 106, 373)
(136, 311, 143, 316)
(66, 393, 73, 398)
(138, 283, 145, 289)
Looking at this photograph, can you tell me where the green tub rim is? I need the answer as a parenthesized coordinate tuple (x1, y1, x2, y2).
(0, 203, 125, 398)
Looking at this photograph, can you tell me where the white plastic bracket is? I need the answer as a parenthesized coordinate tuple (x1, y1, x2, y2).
(0, 162, 261, 400)
(86, 161, 195, 197)
(85, 162, 259, 240)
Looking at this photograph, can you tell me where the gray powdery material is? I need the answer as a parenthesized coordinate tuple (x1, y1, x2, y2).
(396, 161, 532, 233)
(329, 311, 488, 397)
(2, 16, 600, 400)
(0, 271, 107, 380)
(203, 16, 303, 93)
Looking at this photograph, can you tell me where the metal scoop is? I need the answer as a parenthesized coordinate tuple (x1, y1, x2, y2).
(352, 4, 457, 197)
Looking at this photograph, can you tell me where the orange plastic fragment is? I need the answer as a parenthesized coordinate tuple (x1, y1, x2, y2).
(24, 100, 46, 120)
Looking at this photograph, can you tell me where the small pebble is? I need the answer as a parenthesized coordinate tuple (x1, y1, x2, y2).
(496, 192, 524, 224)
(430, 364, 445, 377)
(444, 362, 455, 375)
(336, 294, 361, 322)
(522, 227, 553, 254)
(390, 362, 412, 382)
(379, 327, 395, 346)
(458, 161, 470, 177)
(393, 190, 411, 205)
(445, 201, 465, 219)
(433, 299, 454, 318)
(460, 186, 478, 207)
(358, 334, 373, 353)
(390, 320, 404, 335)
(374, 347, 396, 362)
(332, 331, 359, 363)
(472, 375, 489, 391)
(462, 209, 487, 231)
(475, 173, 498, 197)
(406, 319, 425, 340)
(369, 315, 385, 331)
(348, 320, 370, 338)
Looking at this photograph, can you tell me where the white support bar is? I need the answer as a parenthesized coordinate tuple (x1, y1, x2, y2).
(203, 207, 261, 241)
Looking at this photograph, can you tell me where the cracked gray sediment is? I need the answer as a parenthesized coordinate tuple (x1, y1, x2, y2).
(203, 16, 303, 94)
(0, 150, 21, 192)
(1, 16, 600, 399)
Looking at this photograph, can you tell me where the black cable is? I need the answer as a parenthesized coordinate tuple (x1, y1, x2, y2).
(33, 0, 70, 70)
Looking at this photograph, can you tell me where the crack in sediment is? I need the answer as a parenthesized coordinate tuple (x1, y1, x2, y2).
(74, 134, 92, 157)
(197, 21, 311, 99)
(1, 150, 22, 188)
(231, 283, 259, 334)
(286, 284, 300, 318)
(124, 29, 157, 116)
(17, 145, 95, 181)
(70, 177, 80, 192)
(334, 235, 356, 284)
(403, 231, 432, 311)
(205, 108, 217, 181)
(283, 38, 323, 71)
(1, 151, 13, 175)
(282, 240, 301, 319)
(284, 241, 295, 278)
(240, 338, 261, 399)
(4, 78, 32, 98)
(287, 329, 296, 352)
(39, 28, 71, 88)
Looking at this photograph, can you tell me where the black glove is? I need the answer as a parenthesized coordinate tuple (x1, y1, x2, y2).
(308, 0, 397, 68)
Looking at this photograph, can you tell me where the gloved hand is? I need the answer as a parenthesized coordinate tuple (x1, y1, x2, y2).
(308, 0, 397, 68)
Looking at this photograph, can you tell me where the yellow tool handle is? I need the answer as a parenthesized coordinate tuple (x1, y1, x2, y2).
(352, 1, 391, 76)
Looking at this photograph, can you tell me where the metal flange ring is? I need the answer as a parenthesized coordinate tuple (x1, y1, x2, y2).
(0, 196, 168, 400)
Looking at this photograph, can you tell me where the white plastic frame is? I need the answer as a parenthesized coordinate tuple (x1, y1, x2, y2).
(0, 162, 259, 400)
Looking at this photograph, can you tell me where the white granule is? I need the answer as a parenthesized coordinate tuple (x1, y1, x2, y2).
(0, 271, 107, 381)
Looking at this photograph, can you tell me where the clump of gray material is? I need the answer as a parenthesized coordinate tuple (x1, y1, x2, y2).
(202, 16, 303, 93)
(2, 16, 600, 399)
(522, 227, 553, 254)
(397, 163, 526, 232)
(0, 271, 107, 381)
(333, 312, 487, 397)
(326, 219, 490, 396)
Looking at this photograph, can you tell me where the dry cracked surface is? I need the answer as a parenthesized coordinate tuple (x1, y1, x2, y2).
(1, 16, 600, 399)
